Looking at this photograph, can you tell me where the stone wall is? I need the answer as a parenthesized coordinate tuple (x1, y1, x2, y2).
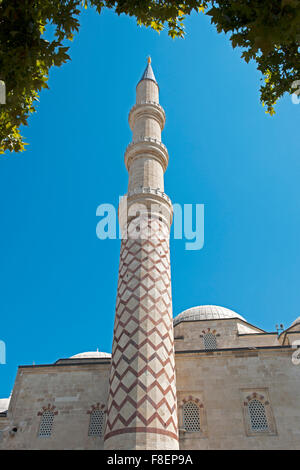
(176, 348, 300, 449)
(0, 362, 110, 450)
(174, 318, 280, 351)
(1, 320, 300, 450)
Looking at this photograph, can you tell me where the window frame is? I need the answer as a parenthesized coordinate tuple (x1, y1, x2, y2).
(178, 394, 208, 439)
(241, 389, 277, 437)
(87, 403, 106, 438)
(247, 398, 269, 433)
(182, 400, 201, 433)
(203, 332, 218, 350)
(37, 404, 58, 439)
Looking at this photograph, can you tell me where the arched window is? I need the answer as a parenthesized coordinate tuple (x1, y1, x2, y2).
(183, 401, 201, 432)
(88, 409, 105, 437)
(203, 333, 217, 350)
(38, 410, 55, 438)
(248, 399, 269, 432)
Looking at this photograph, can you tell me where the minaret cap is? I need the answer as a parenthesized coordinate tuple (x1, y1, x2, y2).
(138, 57, 157, 85)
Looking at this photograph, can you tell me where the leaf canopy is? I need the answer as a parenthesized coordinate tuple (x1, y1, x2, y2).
(0, 0, 299, 154)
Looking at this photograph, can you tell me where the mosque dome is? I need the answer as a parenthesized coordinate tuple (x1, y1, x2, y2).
(0, 397, 10, 413)
(291, 317, 300, 328)
(69, 351, 111, 359)
(173, 305, 246, 326)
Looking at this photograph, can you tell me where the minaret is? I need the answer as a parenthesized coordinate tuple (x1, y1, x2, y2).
(104, 58, 179, 450)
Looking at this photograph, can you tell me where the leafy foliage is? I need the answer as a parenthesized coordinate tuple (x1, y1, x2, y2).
(0, 0, 299, 154)
(205, 0, 300, 116)
(0, 0, 81, 153)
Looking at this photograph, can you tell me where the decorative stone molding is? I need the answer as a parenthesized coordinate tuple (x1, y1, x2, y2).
(178, 396, 203, 409)
(199, 328, 220, 338)
(129, 102, 166, 130)
(87, 403, 106, 414)
(124, 137, 169, 172)
(118, 189, 173, 231)
(126, 136, 167, 152)
(127, 186, 171, 204)
(243, 392, 269, 407)
(37, 404, 58, 416)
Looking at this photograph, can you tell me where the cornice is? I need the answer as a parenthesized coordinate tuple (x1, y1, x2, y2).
(124, 137, 169, 172)
(128, 101, 166, 130)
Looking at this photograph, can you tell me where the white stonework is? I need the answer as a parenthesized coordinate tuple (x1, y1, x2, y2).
(1, 314, 300, 450)
(104, 58, 178, 450)
(0, 61, 300, 450)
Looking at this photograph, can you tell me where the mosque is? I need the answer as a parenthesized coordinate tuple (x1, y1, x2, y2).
(0, 60, 300, 450)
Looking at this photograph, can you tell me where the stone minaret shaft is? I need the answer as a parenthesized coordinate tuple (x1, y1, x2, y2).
(104, 59, 179, 450)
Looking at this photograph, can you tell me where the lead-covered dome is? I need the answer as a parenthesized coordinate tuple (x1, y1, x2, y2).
(70, 351, 111, 359)
(173, 305, 246, 326)
(291, 317, 300, 327)
(0, 397, 10, 413)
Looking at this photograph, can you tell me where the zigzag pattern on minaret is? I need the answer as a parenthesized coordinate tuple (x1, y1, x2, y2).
(104, 59, 179, 450)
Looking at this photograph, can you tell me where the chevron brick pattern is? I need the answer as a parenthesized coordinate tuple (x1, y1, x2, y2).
(104, 217, 178, 448)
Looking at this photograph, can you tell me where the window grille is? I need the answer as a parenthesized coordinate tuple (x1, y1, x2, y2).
(183, 401, 201, 432)
(88, 409, 104, 436)
(248, 399, 269, 432)
(203, 333, 217, 350)
(38, 410, 54, 438)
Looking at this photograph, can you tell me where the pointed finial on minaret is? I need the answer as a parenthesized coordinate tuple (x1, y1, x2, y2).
(138, 56, 157, 84)
(105, 55, 177, 451)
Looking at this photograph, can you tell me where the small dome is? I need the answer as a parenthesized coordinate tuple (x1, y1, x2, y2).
(174, 305, 246, 326)
(291, 317, 300, 327)
(0, 397, 10, 413)
(70, 351, 111, 359)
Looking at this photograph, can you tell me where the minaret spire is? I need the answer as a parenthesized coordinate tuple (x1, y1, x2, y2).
(138, 56, 157, 84)
(104, 60, 179, 450)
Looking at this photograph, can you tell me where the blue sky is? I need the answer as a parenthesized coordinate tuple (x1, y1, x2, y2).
(0, 7, 299, 397)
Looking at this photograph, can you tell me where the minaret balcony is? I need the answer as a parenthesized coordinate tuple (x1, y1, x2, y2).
(124, 137, 169, 172)
(118, 187, 173, 230)
(128, 101, 166, 131)
(127, 186, 172, 205)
